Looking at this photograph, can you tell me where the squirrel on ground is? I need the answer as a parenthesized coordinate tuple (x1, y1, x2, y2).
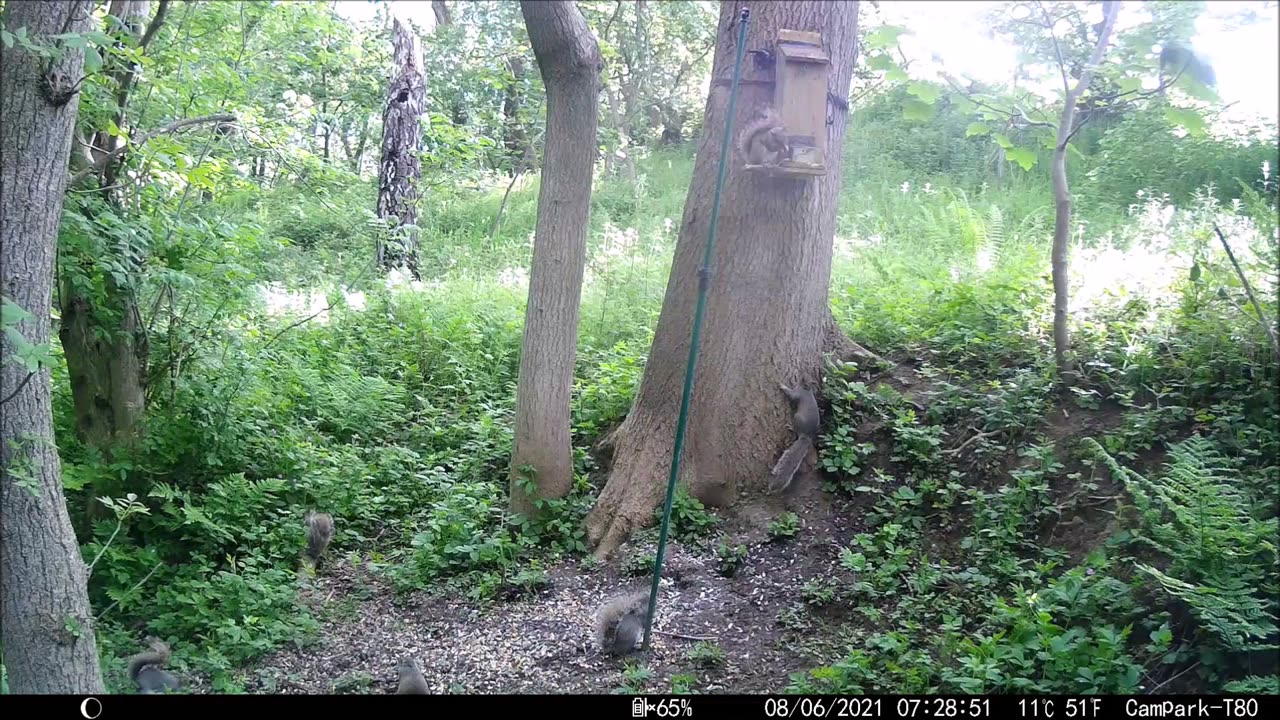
(737, 106, 790, 167)
(768, 383, 821, 495)
(595, 588, 651, 656)
(396, 657, 428, 694)
(128, 637, 180, 694)
(304, 510, 334, 568)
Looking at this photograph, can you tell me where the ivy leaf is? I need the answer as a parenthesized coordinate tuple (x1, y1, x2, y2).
(1, 30, 13, 49)
(965, 122, 990, 137)
(993, 133, 1013, 149)
(1005, 146, 1038, 171)
(1164, 107, 1207, 137)
(902, 99, 936, 122)
(906, 81, 941, 104)
(886, 66, 909, 83)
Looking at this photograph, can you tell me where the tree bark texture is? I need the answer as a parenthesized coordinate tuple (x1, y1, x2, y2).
(0, 0, 107, 694)
(502, 56, 534, 173)
(377, 16, 426, 279)
(1051, 0, 1119, 380)
(508, 0, 603, 517)
(585, 0, 861, 557)
(59, 0, 166, 477)
(432, 0, 452, 28)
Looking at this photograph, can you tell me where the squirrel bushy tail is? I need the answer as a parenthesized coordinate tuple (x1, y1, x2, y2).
(769, 383, 820, 495)
(595, 588, 651, 655)
(128, 638, 180, 694)
(304, 510, 334, 566)
(769, 435, 813, 494)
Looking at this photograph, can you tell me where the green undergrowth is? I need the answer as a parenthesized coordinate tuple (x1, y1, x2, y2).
(54, 105, 1277, 693)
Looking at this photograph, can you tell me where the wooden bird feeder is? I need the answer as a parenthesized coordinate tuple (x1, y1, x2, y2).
(766, 29, 830, 178)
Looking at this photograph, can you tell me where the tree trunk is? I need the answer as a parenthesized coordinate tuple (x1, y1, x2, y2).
(0, 0, 107, 694)
(58, 276, 149, 450)
(57, 0, 168, 511)
(1051, 0, 1119, 381)
(502, 56, 533, 173)
(376, 16, 426, 279)
(432, 0, 452, 27)
(585, 1, 862, 558)
(508, 0, 602, 517)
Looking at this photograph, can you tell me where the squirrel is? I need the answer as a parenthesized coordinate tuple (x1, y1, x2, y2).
(396, 657, 428, 694)
(128, 637, 180, 694)
(768, 383, 821, 495)
(304, 510, 334, 568)
(737, 106, 790, 167)
(595, 588, 651, 656)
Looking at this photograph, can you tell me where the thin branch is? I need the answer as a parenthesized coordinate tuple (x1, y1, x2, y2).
(0, 372, 35, 406)
(1214, 224, 1280, 361)
(1148, 662, 1201, 694)
(945, 427, 1003, 456)
(653, 629, 718, 642)
(1016, 105, 1057, 130)
(138, 0, 171, 50)
(70, 113, 236, 186)
(95, 562, 163, 621)
(1035, 1, 1072, 95)
(86, 516, 126, 575)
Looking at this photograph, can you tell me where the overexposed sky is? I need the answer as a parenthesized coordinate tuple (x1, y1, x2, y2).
(876, 0, 1277, 123)
(333, 0, 1278, 124)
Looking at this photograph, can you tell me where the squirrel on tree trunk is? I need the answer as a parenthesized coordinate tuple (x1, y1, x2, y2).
(768, 383, 820, 494)
(128, 638, 181, 694)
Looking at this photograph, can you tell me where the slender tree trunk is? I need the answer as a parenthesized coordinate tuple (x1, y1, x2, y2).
(0, 0, 107, 694)
(377, 17, 426, 279)
(508, 0, 602, 517)
(58, 1, 169, 521)
(585, 1, 862, 558)
(1050, 0, 1119, 381)
(502, 56, 533, 173)
(432, 0, 452, 28)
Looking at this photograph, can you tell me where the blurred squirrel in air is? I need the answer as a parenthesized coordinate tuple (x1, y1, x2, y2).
(595, 588, 651, 655)
(304, 510, 334, 568)
(768, 383, 820, 494)
(737, 106, 790, 167)
(396, 657, 428, 694)
(128, 637, 180, 694)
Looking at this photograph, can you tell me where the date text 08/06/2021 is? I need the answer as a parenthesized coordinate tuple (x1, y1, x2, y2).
(625, 695, 1271, 719)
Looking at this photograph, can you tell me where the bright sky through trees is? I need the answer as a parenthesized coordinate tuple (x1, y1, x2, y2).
(334, 0, 1277, 125)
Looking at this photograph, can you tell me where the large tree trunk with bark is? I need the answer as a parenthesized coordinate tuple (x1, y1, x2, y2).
(0, 0, 107, 694)
(586, 1, 862, 557)
(508, 0, 602, 517)
(1050, 1, 1119, 381)
(376, 16, 426, 279)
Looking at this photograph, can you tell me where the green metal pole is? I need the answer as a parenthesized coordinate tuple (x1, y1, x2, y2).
(642, 6, 752, 652)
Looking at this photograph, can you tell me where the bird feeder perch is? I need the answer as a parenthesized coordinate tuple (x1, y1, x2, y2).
(757, 29, 830, 178)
